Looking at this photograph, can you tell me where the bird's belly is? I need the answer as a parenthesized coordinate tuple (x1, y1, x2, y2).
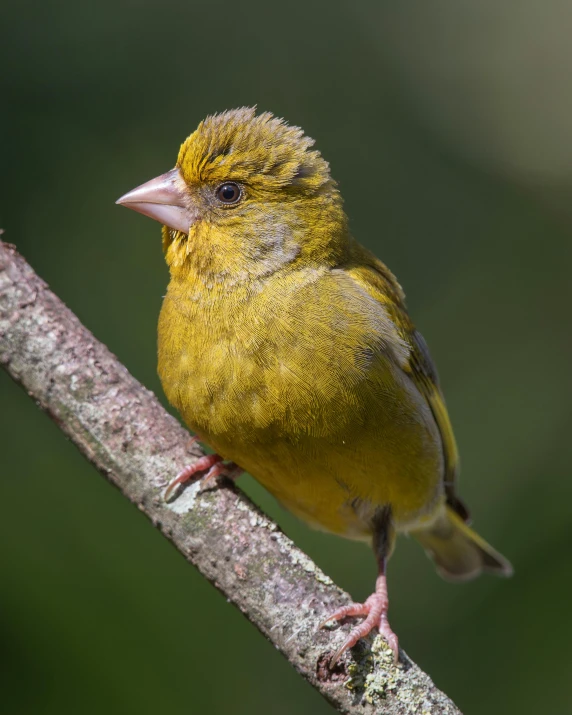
(194, 418, 444, 540)
(162, 380, 443, 539)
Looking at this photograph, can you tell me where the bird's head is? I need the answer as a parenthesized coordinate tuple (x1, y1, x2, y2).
(117, 108, 348, 281)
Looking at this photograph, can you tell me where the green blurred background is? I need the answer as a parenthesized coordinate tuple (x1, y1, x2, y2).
(1, 2, 571, 713)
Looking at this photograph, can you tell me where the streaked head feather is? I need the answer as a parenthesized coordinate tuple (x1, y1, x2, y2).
(177, 107, 333, 193)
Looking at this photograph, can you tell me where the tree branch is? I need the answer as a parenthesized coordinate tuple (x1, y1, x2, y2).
(0, 236, 461, 715)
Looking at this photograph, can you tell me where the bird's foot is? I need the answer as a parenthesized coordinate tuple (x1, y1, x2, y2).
(164, 452, 240, 501)
(320, 585, 398, 667)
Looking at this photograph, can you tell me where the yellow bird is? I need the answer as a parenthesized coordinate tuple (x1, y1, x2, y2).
(117, 108, 512, 664)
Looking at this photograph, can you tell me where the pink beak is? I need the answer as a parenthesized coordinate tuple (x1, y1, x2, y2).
(116, 168, 197, 234)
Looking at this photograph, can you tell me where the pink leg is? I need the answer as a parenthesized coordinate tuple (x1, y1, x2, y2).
(164, 454, 240, 501)
(321, 568, 399, 667)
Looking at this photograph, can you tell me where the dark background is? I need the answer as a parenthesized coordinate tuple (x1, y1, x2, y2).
(1, 2, 571, 713)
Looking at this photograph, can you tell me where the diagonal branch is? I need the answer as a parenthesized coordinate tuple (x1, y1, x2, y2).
(0, 236, 461, 715)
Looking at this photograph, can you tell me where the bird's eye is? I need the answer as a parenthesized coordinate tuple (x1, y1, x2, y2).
(215, 182, 242, 205)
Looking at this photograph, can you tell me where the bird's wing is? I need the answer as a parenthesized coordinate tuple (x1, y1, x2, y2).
(345, 249, 469, 522)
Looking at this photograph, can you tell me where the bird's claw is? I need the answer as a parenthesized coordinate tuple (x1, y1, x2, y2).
(164, 454, 224, 501)
(320, 592, 399, 668)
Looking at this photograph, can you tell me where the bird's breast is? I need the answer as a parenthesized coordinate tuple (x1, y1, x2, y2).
(157, 270, 444, 535)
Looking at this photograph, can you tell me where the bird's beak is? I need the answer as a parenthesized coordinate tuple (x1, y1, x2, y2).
(116, 168, 196, 234)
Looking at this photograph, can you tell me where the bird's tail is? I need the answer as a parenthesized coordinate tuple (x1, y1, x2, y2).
(411, 506, 513, 581)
